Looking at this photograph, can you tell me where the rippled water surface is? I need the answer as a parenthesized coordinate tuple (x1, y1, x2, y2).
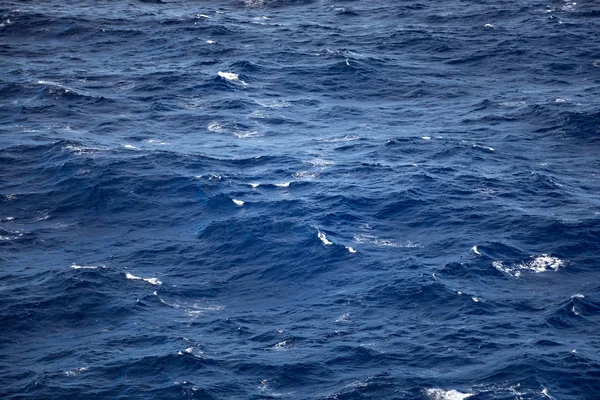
(1, 1, 600, 399)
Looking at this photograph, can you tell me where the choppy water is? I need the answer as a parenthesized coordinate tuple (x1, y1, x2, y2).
(1, 1, 600, 399)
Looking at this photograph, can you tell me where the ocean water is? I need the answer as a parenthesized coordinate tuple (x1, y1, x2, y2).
(1, 0, 599, 399)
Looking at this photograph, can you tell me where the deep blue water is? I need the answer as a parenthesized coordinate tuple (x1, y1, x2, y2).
(1, 1, 600, 399)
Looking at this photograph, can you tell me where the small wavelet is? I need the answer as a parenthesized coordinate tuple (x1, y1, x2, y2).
(125, 272, 162, 285)
(426, 389, 475, 400)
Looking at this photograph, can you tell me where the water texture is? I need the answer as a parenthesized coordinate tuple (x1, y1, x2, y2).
(1, 0, 599, 399)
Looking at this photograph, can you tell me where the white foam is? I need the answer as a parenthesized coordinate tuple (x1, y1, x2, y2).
(274, 182, 290, 187)
(218, 71, 248, 86)
(71, 264, 105, 270)
(232, 198, 244, 206)
(472, 245, 482, 255)
(125, 272, 162, 285)
(426, 389, 475, 400)
(318, 229, 333, 245)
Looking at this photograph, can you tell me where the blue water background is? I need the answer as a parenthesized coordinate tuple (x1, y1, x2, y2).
(1, 1, 600, 399)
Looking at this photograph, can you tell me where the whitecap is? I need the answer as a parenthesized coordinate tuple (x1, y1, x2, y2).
(318, 135, 358, 143)
(255, 99, 290, 109)
(65, 144, 105, 155)
(571, 294, 584, 299)
(218, 71, 248, 86)
(524, 254, 563, 272)
(208, 121, 224, 132)
(249, 183, 260, 188)
(555, 97, 567, 103)
(472, 245, 482, 256)
(308, 158, 335, 167)
(274, 339, 290, 349)
(426, 389, 475, 400)
(493, 254, 563, 277)
(422, 136, 431, 140)
(317, 229, 333, 245)
(500, 100, 527, 107)
(335, 312, 351, 323)
(64, 367, 88, 377)
(125, 272, 162, 285)
(274, 182, 290, 187)
(484, 23, 494, 28)
(292, 171, 318, 180)
(197, 14, 211, 19)
(346, 246, 357, 253)
(206, 40, 216, 44)
(123, 144, 139, 150)
(71, 264, 105, 270)
(472, 144, 494, 152)
(472, 297, 480, 302)
(233, 129, 263, 138)
(147, 139, 167, 145)
(232, 198, 244, 206)
(541, 387, 555, 399)
(353, 234, 421, 248)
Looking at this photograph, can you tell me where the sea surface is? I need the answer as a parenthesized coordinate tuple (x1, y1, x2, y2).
(1, 1, 599, 399)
